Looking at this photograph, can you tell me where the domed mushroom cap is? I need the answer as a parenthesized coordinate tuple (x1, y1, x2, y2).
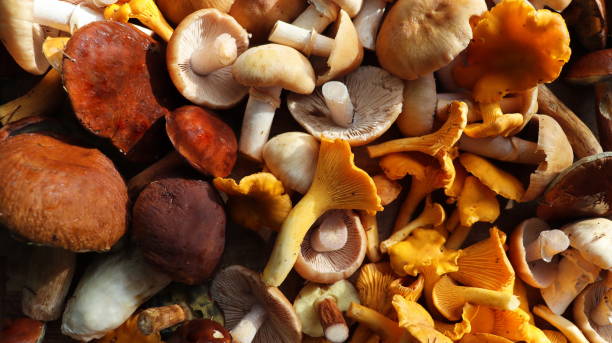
(229, 0, 306, 43)
(376, 0, 487, 80)
(167, 9, 249, 109)
(0, 134, 128, 252)
(288, 66, 403, 145)
(132, 178, 226, 285)
(563, 217, 612, 270)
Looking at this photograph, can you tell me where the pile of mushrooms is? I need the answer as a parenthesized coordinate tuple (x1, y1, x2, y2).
(1, 0, 611, 342)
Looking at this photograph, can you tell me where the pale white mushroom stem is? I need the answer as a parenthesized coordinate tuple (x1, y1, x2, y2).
(239, 87, 283, 162)
(353, 0, 387, 50)
(458, 135, 545, 165)
(322, 81, 354, 127)
(524, 229, 570, 263)
(33, 0, 104, 34)
(269, 21, 334, 57)
(230, 304, 267, 343)
(311, 213, 348, 252)
(591, 288, 612, 326)
(332, 0, 363, 17)
(191, 33, 237, 75)
(292, 1, 339, 32)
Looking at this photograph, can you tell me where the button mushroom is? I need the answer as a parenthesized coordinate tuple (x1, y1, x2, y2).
(32, 0, 104, 34)
(168, 319, 231, 343)
(573, 272, 611, 343)
(211, 265, 301, 343)
(166, 9, 249, 109)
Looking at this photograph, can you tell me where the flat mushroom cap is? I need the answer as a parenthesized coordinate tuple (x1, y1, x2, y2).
(375, 0, 487, 80)
(232, 44, 315, 94)
(288, 66, 403, 145)
(211, 265, 301, 343)
(167, 9, 249, 109)
(573, 276, 612, 343)
(295, 210, 367, 284)
(563, 217, 612, 270)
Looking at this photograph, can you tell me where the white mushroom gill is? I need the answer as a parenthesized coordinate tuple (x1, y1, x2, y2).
(191, 33, 237, 75)
(230, 303, 267, 343)
(322, 81, 354, 128)
(524, 229, 570, 262)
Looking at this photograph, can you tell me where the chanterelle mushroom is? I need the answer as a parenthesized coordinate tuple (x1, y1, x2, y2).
(167, 9, 249, 109)
(104, 0, 174, 41)
(211, 265, 301, 343)
(287, 66, 403, 145)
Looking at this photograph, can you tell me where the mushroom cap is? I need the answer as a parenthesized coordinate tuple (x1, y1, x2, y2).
(563, 217, 612, 270)
(376, 0, 487, 80)
(389, 229, 460, 277)
(211, 265, 301, 343)
(167, 9, 249, 109)
(229, 0, 306, 43)
(563, 0, 608, 51)
(294, 210, 367, 284)
(356, 262, 397, 314)
(573, 277, 612, 343)
(156, 0, 237, 24)
(459, 152, 525, 201)
(457, 175, 500, 227)
(262, 132, 320, 194)
(132, 178, 226, 285)
(392, 295, 453, 343)
(0, 318, 45, 343)
(372, 174, 402, 205)
(566, 49, 612, 85)
(453, 0, 571, 103)
(293, 280, 359, 338)
(166, 105, 238, 178)
(0, 0, 50, 75)
(169, 319, 231, 343)
(538, 152, 612, 220)
(0, 134, 128, 252)
(232, 44, 315, 94)
(509, 218, 560, 288)
(288, 66, 403, 145)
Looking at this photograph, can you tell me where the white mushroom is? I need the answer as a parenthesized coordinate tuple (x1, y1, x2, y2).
(32, 0, 104, 34)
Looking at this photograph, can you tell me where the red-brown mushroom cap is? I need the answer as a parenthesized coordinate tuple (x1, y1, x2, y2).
(166, 105, 237, 178)
(132, 178, 226, 285)
(0, 318, 45, 343)
(566, 49, 612, 85)
(169, 319, 231, 343)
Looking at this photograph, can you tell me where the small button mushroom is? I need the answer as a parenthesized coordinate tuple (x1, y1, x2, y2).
(167, 9, 249, 109)
(104, 0, 174, 41)
(294, 280, 360, 342)
(295, 210, 367, 284)
(211, 265, 301, 343)
(169, 319, 231, 343)
(32, 0, 104, 34)
(232, 44, 315, 162)
(0, 318, 45, 343)
(132, 178, 226, 285)
(573, 272, 611, 343)
(229, 0, 307, 43)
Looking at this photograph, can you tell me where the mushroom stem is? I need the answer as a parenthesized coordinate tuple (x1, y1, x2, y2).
(381, 200, 444, 253)
(239, 87, 283, 162)
(524, 229, 569, 263)
(444, 225, 471, 250)
(392, 179, 431, 231)
(292, 1, 339, 32)
(455, 284, 520, 310)
(230, 304, 267, 343)
(458, 135, 544, 165)
(463, 102, 524, 138)
(268, 21, 335, 57)
(33, 0, 104, 33)
(317, 298, 349, 343)
(191, 33, 238, 76)
(352, 0, 387, 50)
(322, 81, 354, 127)
(360, 212, 382, 262)
(591, 288, 612, 326)
(311, 212, 349, 252)
(137, 304, 190, 335)
(347, 303, 409, 342)
(533, 305, 590, 343)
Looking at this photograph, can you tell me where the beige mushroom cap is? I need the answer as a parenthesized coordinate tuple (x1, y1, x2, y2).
(288, 66, 403, 145)
(573, 275, 612, 343)
(232, 44, 316, 94)
(376, 0, 487, 80)
(167, 9, 249, 109)
(563, 217, 612, 270)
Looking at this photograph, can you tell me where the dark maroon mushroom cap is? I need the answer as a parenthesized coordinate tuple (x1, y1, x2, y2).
(168, 319, 231, 343)
(132, 178, 226, 284)
(0, 318, 45, 343)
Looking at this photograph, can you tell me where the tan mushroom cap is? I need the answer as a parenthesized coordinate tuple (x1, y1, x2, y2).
(167, 9, 249, 109)
(574, 274, 612, 343)
(375, 0, 487, 80)
(288, 66, 403, 145)
(233, 43, 315, 94)
(211, 265, 302, 343)
(295, 210, 367, 284)
(156, 0, 237, 25)
(563, 217, 612, 270)
(230, 0, 306, 43)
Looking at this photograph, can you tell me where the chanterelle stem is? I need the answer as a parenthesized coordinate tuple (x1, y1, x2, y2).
(230, 304, 267, 343)
(191, 33, 237, 76)
(524, 229, 569, 263)
(322, 81, 354, 128)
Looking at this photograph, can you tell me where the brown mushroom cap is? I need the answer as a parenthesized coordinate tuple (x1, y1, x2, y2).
(211, 265, 301, 343)
(573, 276, 612, 343)
(0, 318, 45, 343)
(295, 210, 367, 284)
(156, 0, 237, 25)
(563, 0, 608, 51)
(0, 133, 128, 252)
(166, 105, 237, 178)
(63, 21, 173, 162)
(132, 178, 226, 285)
(288, 66, 403, 145)
(538, 152, 612, 221)
(566, 49, 612, 85)
(167, 9, 249, 109)
(169, 319, 231, 343)
(229, 0, 306, 43)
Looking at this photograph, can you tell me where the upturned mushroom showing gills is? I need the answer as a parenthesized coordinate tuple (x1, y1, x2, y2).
(211, 265, 301, 343)
(288, 66, 403, 145)
(574, 272, 611, 343)
(167, 9, 249, 109)
(262, 139, 382, 287)
(232, 44, 315, 162)
(104, 0, 174, 41)
(453, 0, 571, 138)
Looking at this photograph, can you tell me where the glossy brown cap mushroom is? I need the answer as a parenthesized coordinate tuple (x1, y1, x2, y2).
(169, 319, 231, 343)
(166, 106, 237, 178)
(573, 272, 612, 343)
(563, 0, 608, 51)
(0, 318, 45, 343)
(0, 133, 128, 252)
(566, 49, 612, 85)
(132, 178, 226, 284)
(63, 21, 173, 162)
(295, 210, 367, 284)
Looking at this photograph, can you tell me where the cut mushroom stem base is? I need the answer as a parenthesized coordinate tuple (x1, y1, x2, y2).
(137, 304, 190, 335)
(524, 229, 569, 262)
(317, 297, 349, 343)
(322, 81, 354, 127)
(33, 0, 104, 33)
(191, 33, 237, 75)
(292, 2, 338, 32)
(591, 289, 612, 326)
(239, 87, 283, 162)
(269, 21, 334, 57)
(230, 303, 267, 343)
(352, 0, 387, 50)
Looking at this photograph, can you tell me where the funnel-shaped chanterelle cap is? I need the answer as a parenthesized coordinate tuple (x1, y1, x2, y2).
(262, 138, 382, 287)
